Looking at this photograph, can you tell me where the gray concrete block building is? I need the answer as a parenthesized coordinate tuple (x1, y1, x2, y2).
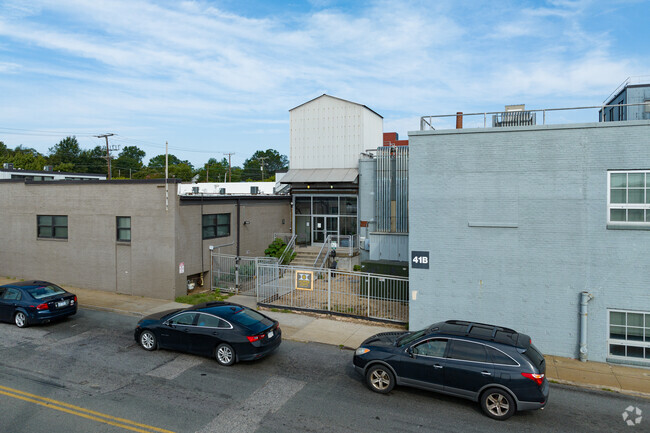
(408, 120, 650, 365)
(0, 179, 290, 299)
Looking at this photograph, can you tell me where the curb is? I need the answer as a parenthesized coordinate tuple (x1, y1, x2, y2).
(548, 378, 650, 400)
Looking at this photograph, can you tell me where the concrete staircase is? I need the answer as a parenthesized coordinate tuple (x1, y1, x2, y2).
(290, 246, 325, 268)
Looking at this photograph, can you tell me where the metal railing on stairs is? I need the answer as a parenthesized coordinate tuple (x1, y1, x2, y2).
(277, 234, 297, 265)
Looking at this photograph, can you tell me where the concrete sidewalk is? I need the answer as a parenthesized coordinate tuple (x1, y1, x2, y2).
(2, 278, 649, 399)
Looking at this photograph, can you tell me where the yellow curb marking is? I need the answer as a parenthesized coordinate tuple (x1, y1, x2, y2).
(0, 385, 175, 433)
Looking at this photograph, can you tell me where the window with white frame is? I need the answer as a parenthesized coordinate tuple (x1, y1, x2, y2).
(607, 170, 650, 225)
(608, 310, 650, 362)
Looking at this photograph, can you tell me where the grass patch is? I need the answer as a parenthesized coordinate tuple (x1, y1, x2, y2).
(175, 290, 232, 305)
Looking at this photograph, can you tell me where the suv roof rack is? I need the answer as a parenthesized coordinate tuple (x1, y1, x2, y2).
(440, 320, 530, 348)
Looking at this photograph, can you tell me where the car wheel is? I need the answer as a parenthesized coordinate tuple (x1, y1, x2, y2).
(139, 330, 157, 351)
(481, 388, 516, 420)
(215, 343, 236, 366)
(366, 364, 395, 394)
(14, 311, 27, 328)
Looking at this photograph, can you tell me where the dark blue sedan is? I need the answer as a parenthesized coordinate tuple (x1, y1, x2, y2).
(0, 280, 78, 328)
(134, 301, 281, 366)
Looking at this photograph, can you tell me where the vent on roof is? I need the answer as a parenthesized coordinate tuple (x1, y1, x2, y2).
(3, 163, 13, 170)
(250, 186, 259, 195)
(492, 104, 536, 127)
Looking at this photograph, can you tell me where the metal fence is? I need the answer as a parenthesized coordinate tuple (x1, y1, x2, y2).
(211, 253, 277, 296)
(256, 263, 409, 323)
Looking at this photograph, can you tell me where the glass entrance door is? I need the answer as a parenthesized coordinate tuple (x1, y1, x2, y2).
(312, 216, 338, 244)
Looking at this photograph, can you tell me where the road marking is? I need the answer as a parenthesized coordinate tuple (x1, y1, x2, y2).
(0, 384, 175, 433)
(196, 376, 305, 433)
(146, 354, 203, 380)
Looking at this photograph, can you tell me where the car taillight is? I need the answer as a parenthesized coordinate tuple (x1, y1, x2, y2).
(246, 333, 266, 343)
(72, 295, 77, 305)
(36, 303, 49, 311)
(521, 372, 545, 386)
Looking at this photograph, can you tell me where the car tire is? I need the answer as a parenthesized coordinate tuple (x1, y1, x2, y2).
(366, 364, 395, 394)
(14, 311, 28, 328)
(139, 330, 158, 351)
(215, 343, 236, 366)
(480, 387, 516, 421)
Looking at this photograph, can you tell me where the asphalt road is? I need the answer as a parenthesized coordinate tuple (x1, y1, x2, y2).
(0, 308, 647, 433)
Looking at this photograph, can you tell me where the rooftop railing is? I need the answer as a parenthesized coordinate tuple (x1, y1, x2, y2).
(420, 102, 650, 131)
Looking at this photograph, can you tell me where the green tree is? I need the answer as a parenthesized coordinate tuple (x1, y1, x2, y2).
(48, 136, 82, 169)
(114, 145, 145, 178)
(143, 154, 195, 181)
(242, 149, 288, 181)
(77, 146, 107, 174)
(197, 157, 229, 182)
(11, 151, 48, 171)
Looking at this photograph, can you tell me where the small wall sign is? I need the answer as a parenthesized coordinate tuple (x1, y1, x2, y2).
(411, 251, 429, 269)
(179, 262, 185, 274)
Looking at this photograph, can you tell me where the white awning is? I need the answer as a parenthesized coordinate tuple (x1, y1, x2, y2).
(280, 168, 358, 184)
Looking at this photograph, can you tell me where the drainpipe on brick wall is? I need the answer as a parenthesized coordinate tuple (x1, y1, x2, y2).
(579, 291, 594, 362)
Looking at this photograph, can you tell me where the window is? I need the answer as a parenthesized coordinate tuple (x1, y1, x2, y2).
(168, 313, 197, 326)
(2, 288, 22, 301)
(197, 313, 231, 329)
(448, 340, 488, 363)
(486, 346, 518, 366)
(607, 171, 650, 226)
(37, 215, 68, 239)
(117, 216, 131, 242)
(608, 310, 650, 361)
(202, 213, 230, 239)
(412, 339, 447, 357)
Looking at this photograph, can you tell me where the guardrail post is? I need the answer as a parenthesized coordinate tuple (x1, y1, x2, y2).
(327, 269, 331, 312)
(367, 273, 371, 317)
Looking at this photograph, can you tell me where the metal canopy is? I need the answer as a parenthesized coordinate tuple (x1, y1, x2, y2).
(280, 168, 358, 184)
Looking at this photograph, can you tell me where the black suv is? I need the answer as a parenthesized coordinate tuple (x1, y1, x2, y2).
(353, 320, 548, 420)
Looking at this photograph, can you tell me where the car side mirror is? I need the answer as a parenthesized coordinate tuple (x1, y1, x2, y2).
(407, 347, 414, 358)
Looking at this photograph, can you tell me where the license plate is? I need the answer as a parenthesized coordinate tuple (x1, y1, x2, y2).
(268, 331, 274, 338)
(56, 300, 69, 308)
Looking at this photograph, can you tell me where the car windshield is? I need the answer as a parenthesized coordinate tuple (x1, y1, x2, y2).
(397, 329, 428, 347)
(26, 284, 66, 299)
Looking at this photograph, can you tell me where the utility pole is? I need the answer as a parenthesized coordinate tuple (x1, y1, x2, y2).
(257, 156, 268, 181)
(96, 133, 115, 180)
(223, 152, 235, 182)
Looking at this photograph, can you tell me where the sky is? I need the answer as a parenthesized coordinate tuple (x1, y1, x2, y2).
(1, 0, 649, 168)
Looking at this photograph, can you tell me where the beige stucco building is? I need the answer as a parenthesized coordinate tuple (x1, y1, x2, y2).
(0, 178, 290, 299)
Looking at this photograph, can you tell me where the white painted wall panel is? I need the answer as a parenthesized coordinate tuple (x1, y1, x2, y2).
(290, 95, 382, 170)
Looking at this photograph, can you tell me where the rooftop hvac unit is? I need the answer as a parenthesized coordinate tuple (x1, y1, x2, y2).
(219, 188, 226, 195)
(43, 165, 54, 172)
(492, 105, 536, 127)
(250, 186, 259, 195)
(3, 163, 14, 170)
(191, 186, 199, 194)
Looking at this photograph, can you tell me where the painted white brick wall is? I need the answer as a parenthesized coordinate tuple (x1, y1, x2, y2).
(408, 121, 650, 362)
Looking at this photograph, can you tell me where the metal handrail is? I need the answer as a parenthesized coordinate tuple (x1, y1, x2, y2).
(278, 234, 297, 265)
(420, 102, 650, 130)
(313, 235, 332, 270)
(273, 232, 293, 242)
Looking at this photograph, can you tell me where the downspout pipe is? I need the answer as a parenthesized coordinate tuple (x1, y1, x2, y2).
(579, 291, 594, 362)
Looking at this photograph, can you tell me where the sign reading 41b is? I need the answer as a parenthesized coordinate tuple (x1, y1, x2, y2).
(411, 251, 429, 269)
